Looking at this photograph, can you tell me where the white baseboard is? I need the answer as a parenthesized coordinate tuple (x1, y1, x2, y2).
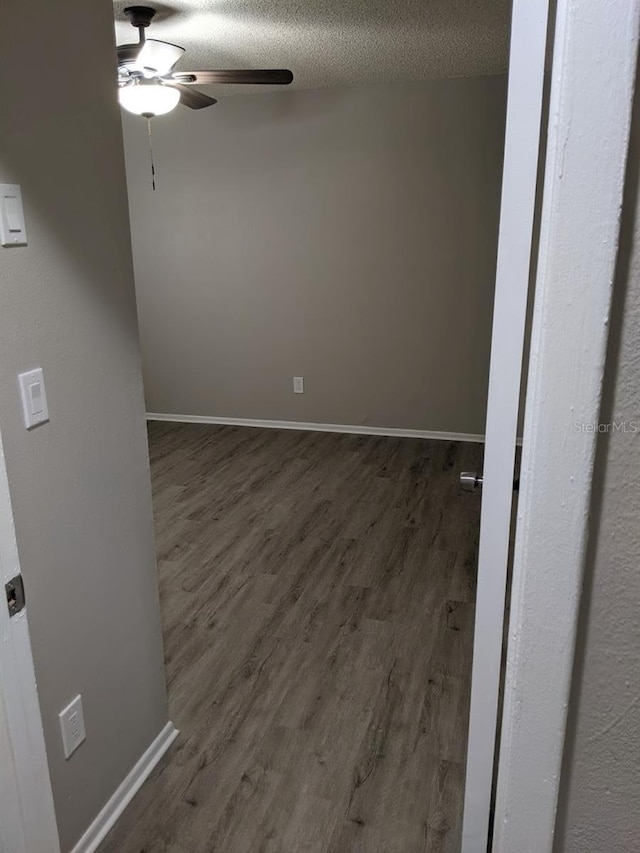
(70, 722, 179, 853)
(146, 412, 487, 444)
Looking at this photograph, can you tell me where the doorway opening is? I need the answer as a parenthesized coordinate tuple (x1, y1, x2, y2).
(97, 1, 545, 850)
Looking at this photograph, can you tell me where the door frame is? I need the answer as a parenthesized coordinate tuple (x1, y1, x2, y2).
(0, 426, 59, 853)
(463, 0, 640, 849)
(492, 0, 640, 849)
(0, 2, 638, 851)
(461, 0, 551, 847)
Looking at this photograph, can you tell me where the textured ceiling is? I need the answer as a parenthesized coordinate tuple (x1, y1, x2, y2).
(114, 0, 511, 96)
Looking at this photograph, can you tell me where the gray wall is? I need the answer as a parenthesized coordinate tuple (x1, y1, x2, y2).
(123, 77, 507, 434)
(554, 82, 640, 852)
(0, 1, 168, 850)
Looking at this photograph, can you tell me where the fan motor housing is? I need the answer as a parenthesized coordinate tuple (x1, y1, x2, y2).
(117, 44, 141, 64)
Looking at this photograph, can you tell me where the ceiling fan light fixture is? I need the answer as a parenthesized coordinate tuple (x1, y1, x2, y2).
(119, 81, 180, 117)
(116, 5, 293, 116)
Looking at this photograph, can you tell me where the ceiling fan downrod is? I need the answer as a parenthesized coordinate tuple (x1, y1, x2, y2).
(123, 5, 157, 44)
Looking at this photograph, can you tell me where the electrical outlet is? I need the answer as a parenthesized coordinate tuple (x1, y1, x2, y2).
(59, 694, 86, 760)
(293, 376, 304, 394)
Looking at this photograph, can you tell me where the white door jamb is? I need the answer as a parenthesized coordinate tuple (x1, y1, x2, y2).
(0, 427, 60, 853)
(493, 1, 640, 849)
(461, 0, 550, 848)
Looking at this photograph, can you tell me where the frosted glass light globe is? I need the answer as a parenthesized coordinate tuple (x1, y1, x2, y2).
(119, 83, 180, 117)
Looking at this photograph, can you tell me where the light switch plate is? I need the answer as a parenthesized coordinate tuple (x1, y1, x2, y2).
(18, 368, 49, 429)
(59, 695, 86, 760)
(0, 184, 27, 247)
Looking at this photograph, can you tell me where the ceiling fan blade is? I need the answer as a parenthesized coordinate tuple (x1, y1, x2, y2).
(136, 39, 185, 76)
(166, 83, 217, 110)
(170, 69, 294, 86)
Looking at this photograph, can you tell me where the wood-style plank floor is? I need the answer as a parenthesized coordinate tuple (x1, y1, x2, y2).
(99, 423, 483, 853)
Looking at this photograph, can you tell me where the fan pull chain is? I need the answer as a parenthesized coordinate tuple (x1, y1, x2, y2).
(146, 116, 156, 192)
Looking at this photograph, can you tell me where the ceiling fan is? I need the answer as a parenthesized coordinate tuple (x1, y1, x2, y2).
(117, 5, 294, 117)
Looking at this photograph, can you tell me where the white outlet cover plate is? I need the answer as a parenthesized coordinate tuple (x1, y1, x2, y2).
(293, 376, 304, 394)
(59, 694, 86, 760)
(18, 367, 49, 429)
(0, 183, 28, 247)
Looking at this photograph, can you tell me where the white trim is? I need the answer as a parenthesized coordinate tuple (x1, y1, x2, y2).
(146, 412, 486, 443)
(70, 722, 179, 853)
(461, 0, 550, 848)
(0, 430, 60, 853)
(493, 0, 640, 850)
